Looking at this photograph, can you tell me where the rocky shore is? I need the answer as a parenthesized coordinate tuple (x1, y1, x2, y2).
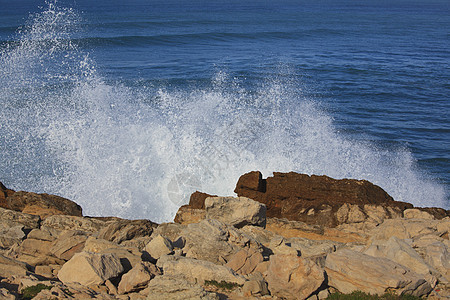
(0, 172, 449, 299)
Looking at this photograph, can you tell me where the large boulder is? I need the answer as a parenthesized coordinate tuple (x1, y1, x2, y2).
(144, 234, 174, 260)
(156, 255, 246, 285)
(205, 196, 266, 228)
(234, 171, 414, 227)
(265, 254, 325, 300)
(57, 251, 124, 286)
(325, 249, 432, 297)
(7, 191, 82, 218)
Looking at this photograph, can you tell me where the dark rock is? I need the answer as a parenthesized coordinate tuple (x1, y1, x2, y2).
(0, 182, 15, 209)
(7, 191, 82, 217)
(188, 191, 216, 209)
(234, 171, 414, 227)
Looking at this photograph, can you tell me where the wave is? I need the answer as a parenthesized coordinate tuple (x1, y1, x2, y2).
(0, 1, 447, 222)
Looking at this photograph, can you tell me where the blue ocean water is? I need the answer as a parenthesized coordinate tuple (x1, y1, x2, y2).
(0, 0, 448, 221)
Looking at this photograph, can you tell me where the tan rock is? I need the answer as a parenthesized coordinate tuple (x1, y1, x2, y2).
(0, 254, 29, 277)
(144, 234, 173, 260)
(152, 222, 185, 243)
(0, 207, 40, 231)
(0, 288, 15, 300)
(423, 242, 450, 283)
(97, 218, 157, 244)
(364, 236, 437, 286)
(41, 215, 106, 234)
(174, 206, 206, 225)
(265, 254, 324, 300)
(118, 262, 160, 294)
(58, 251, 124, 286)
(27, 228, 55, 242)
(404, 208, 435, 220)
(205, 196, 266, 228)
(181, 219, 244, 264)
(368, 218, 445, 242)
(157, 255, 246, 285)
(226, 248, 263, 275)
(7, 191, 82, 217)
(83, 236, 143, 271)
(0, 225, 25, 249)
(50, 230, 88, 261)
(325, 249, 432, 297)
(242, 272, 269, 296)
(268, 235, 299, 256)
(146, 275, 218, 300)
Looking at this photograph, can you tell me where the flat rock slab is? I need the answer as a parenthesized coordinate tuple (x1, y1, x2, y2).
(325, 249, 432, 297)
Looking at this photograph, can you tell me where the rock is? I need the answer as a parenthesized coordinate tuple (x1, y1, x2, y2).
(27, 228, 56, 242)
(368, 218, 449, 241)
(325, 249, 432, 297)
(118, 261, 160, 294)
(225, 248, 263, 275)
(7, 191, 82, 217)
(58, 251, 124, 286)
(287, 237, 341, 262)
(97, 218, 157, 244)
(41, 215, 106, 234)
(173, 191, 216, 224)
(188, 191, 216, 209)
(404, 208, 435, 220)
(0, 253, 29, 277)
(268, 236, 299, 256)
(0, 207, 40, 231)
(0, 225, 26, 249)
(0, 182, 15, 209)
(144, 234, 173, 260)
(265, 254, 325, 300)
(152, 222, 185, 244)
(240, 225, 276, 246)
(50, 230, 88, 261)
(83, 236, 143, 271)
(157, 255, 246, 285)
(146, 275, 218, 300)
(242, 272, 269, 296)
(15, 237, 61, 266)
(205, 196, 266, 228)
(234, 171, 412, 227)
(0, 288, 15, 300)
(174, 206, 206, 224)
(364, 236, 437, 286)
(422, 241, 450, 283)
(181, 219, 261, 264)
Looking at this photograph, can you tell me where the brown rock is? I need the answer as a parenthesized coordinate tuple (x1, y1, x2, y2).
(189, 191, 216, 209)
(7, 191, 82, 217)
(0, 182, 15, 209)
(235, 171, 413, 227)
(174, 206, 206, 224)
(225, 248, 264, 275)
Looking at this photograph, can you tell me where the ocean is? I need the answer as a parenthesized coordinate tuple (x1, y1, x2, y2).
(0, 0, 448, 222)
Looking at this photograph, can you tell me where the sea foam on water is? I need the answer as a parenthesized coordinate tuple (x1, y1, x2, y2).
(0, 2, 447, 222)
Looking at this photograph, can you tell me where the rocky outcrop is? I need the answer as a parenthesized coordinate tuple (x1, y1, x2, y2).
(234, 171, 448, 227)
(8, 191, 82, 218)
(0, 178, 448, 300)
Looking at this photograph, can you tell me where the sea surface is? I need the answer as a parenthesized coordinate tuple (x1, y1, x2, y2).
(0, 0, 449, 221)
